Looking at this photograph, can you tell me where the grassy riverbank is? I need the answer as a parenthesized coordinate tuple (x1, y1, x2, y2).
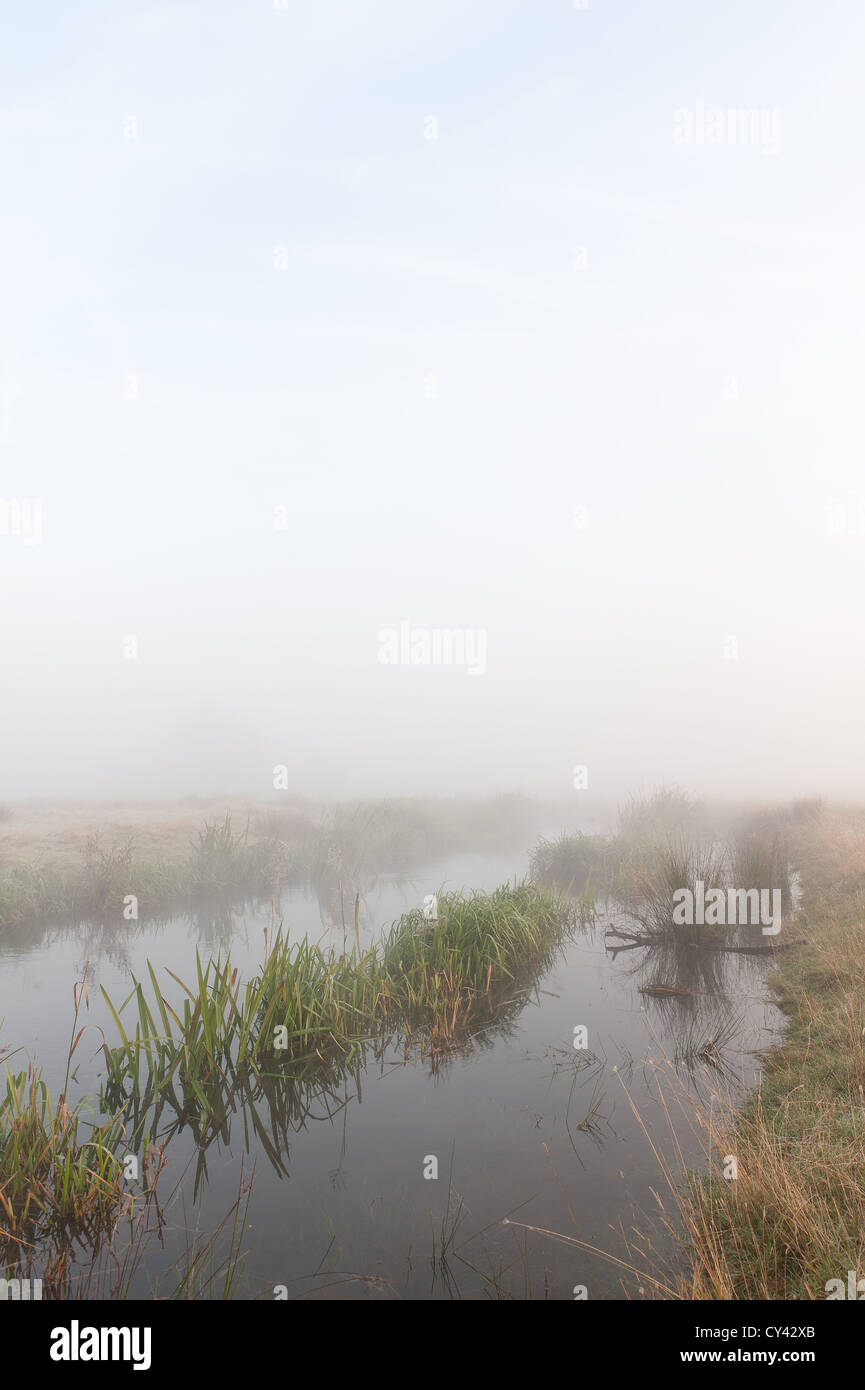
(680, 805, 865, 1299)
(0, 794, 539, 931)
(6, 790, 861, 1300)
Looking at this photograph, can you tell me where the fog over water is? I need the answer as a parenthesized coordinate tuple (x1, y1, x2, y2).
(2, 0, 863, 804)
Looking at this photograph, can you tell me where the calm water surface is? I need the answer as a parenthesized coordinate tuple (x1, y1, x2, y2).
(0, 850, 782, 1299)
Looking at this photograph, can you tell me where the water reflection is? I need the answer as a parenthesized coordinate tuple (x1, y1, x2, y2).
(0, 849, 783, 1301)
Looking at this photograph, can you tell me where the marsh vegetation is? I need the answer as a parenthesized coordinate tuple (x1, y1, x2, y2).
(0, 789, 842, 1300)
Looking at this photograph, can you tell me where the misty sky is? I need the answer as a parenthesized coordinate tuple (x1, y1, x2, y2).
(2, 0, 864, 802)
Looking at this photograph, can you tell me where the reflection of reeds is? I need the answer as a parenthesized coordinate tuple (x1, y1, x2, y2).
(568, 1070, 606, 1141)
(0, 968, 164, 1295)
(501, 808, 865, 1302)
(429, 1144, 467, 1292)
(0, 1067, 144, 1270)
(671, 1008, 744, 1073)
(625, 935, 731, 1002)
(100, 882, 576, 1159)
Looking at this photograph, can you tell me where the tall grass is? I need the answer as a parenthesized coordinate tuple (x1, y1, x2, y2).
(0, 814, 284, 932)
(529, 831, 612, 898)
(0, 967, 148, 1273)
(615, 834, 729, 939)
(675, 806, 865, 1297)
(0, 970, 163, 1293)
(100, 882, 574, 1151)
(529, 787, 708, 915)
(0, 964, 263, 1299)
(0, 863, 69, 929)
(616, 785, 703, 844)
(0, 795, 542, 932)
(530, 788, 799, 947)
(0, 1065, 138, 1267)
(377, 881, 569, 1049)
(731, 817, 793, 912)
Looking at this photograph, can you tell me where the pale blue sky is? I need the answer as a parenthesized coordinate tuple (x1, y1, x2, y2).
(2, 1, 864, 800)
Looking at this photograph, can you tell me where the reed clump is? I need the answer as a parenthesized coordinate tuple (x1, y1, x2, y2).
(529, 787, 706, 909)
(615, 834, 729, 940)
(731, 815, 794, 913)
(616, 785, 704, 845)
(529, 831, 613, 895)
(0, 1066, 131, 1263)
(0, 864, 69, 929)
(0, 1057, 165, 1296)
(100, 882, 574, 1144)
(376, 880, 568, 1048)
(530, 788, 791, 945)
(0, 965, 165, 1291)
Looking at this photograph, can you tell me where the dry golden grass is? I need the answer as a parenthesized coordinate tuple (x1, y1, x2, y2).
(526, 804, 865, 1301)
(0, 799, 273, 871)
(675, 804, 865, 1299)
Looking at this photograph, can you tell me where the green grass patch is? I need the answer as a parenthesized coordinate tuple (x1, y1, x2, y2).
(99, 881, 574, 1154)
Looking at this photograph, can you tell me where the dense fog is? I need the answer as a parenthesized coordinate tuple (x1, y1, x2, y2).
(2, 0, 862, 804)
